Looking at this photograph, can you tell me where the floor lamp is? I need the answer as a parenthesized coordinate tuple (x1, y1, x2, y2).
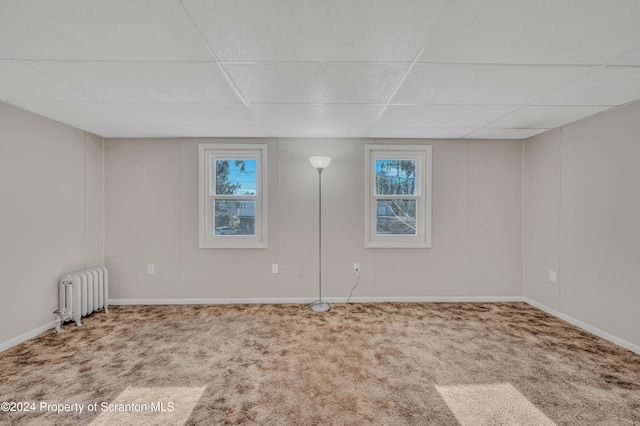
(309, 156, 331, 313)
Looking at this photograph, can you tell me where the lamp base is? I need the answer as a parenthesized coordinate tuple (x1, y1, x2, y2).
(311, 302, 330, 313)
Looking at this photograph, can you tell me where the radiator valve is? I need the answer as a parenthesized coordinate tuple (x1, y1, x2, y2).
(53, 308, 72, 332)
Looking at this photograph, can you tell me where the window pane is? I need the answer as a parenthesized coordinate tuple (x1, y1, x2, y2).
(215, 159, 257, 195)
(214, 200, 255, 235)
(376, 160, 416, 195)
(376, 200, 416, 235)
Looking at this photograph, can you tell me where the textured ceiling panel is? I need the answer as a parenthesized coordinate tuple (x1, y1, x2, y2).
(251, 104, 384, 127)
(0, 0, 212, 60)
(490, 105, 611, 129)
(108, 103, 259, 127)
(28, 61, 242, 103)
(420, 0, 640, 65)
(393, 63, 590, 105)
(182, 0, 450, 62)
(9, 101, 143, 126)
(533, 67, 640, 106)
(224, 62, 410, 104)
(368, 127, 474, 139)
(264, 126, 371, 138)
(609, 48, 640, 66)
(0, 61, 91, 101)
(466, 128, 548, 140)
(378, 105, 518, 128)
(76, 125, 269, 139)
(0, 0, 639, 139)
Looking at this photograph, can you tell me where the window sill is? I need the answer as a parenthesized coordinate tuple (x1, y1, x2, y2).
(365, 240, 431, 249)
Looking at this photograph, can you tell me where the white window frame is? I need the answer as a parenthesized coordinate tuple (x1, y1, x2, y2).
(199, 144, 267, 248)
(365, 144, 432, 248)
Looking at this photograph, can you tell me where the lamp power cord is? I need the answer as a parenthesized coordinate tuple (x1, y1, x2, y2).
(346, 269, 360, 303)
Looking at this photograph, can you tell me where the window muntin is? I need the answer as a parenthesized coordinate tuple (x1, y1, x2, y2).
(199, 145, 267, 248)
(365, 145, 431, 248)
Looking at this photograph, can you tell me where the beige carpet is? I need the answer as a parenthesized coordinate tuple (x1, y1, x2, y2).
(0, 302, 638, 425)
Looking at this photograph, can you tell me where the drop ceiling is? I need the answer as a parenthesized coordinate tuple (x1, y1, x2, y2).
(1, 0, 639, 139)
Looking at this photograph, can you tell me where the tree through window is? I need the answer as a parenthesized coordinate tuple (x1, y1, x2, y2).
(365, 145, 432, 248)
(375, 159, 417, 235)
(199, 144, 267, 248)
(214, 159, 256, 236)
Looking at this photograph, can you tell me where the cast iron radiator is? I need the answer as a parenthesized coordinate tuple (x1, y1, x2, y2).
(55, 266, 108, 331)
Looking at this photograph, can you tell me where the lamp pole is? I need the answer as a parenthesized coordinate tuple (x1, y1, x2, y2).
(309, 156, 331, 313)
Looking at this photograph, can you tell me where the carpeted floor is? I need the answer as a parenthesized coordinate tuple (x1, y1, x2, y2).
(0, 302, 638, 425)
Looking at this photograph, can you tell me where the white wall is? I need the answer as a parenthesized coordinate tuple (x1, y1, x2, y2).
(0, 102, 104, 345)
(523, 128, 562, 309)
(105, 137, 522, 301)
(3, 92, 637, 352)
(524, 101, 640, 348)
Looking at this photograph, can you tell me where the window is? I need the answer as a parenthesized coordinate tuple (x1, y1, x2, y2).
(199, 144, 267, 248)
(365, 145, 432, 248)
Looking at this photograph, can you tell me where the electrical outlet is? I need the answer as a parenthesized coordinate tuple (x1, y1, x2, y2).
(549, 270, 557, 283)
(272, 263, 279, 274)
(147, 264, 155, 275)
(353, 263, 360, 273)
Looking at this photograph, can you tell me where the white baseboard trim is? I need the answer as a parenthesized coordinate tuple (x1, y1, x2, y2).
(110, 298, 318, 305)
(109, 296, 525, 306)
(523, 297, 640, 355)
(344, 296, 525, 303)
(0, 321, 55, 353)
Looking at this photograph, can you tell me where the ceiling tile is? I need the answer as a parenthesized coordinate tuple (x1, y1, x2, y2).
(421, 0, 640, 65)
(393, 64, 590, 105)
(466, 128, 549, 140)
(608, 48, 640, 66)
(490, 106, 611, 129)
(377, 105, 518, 128)
(29, 61, 241, 103)
(0, 0, 211, 60)
(109, 103, 260, 127)
(264, 127, 371, 138)
(224, 62, 409, 104)
(368, 127, 474, 139)
(1, 1, 638, 139)
(533, 66, 640, 106)
(182, 0, 449, 62)
(9, 101, 143, 126)
(251, 104, 384, 127)
(0, 61, 91, 101)
(78, 125, 268, 138)
(162, 126, 268, 138)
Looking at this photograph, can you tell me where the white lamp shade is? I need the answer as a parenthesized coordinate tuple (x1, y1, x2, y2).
(309, 156, 332, 169)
